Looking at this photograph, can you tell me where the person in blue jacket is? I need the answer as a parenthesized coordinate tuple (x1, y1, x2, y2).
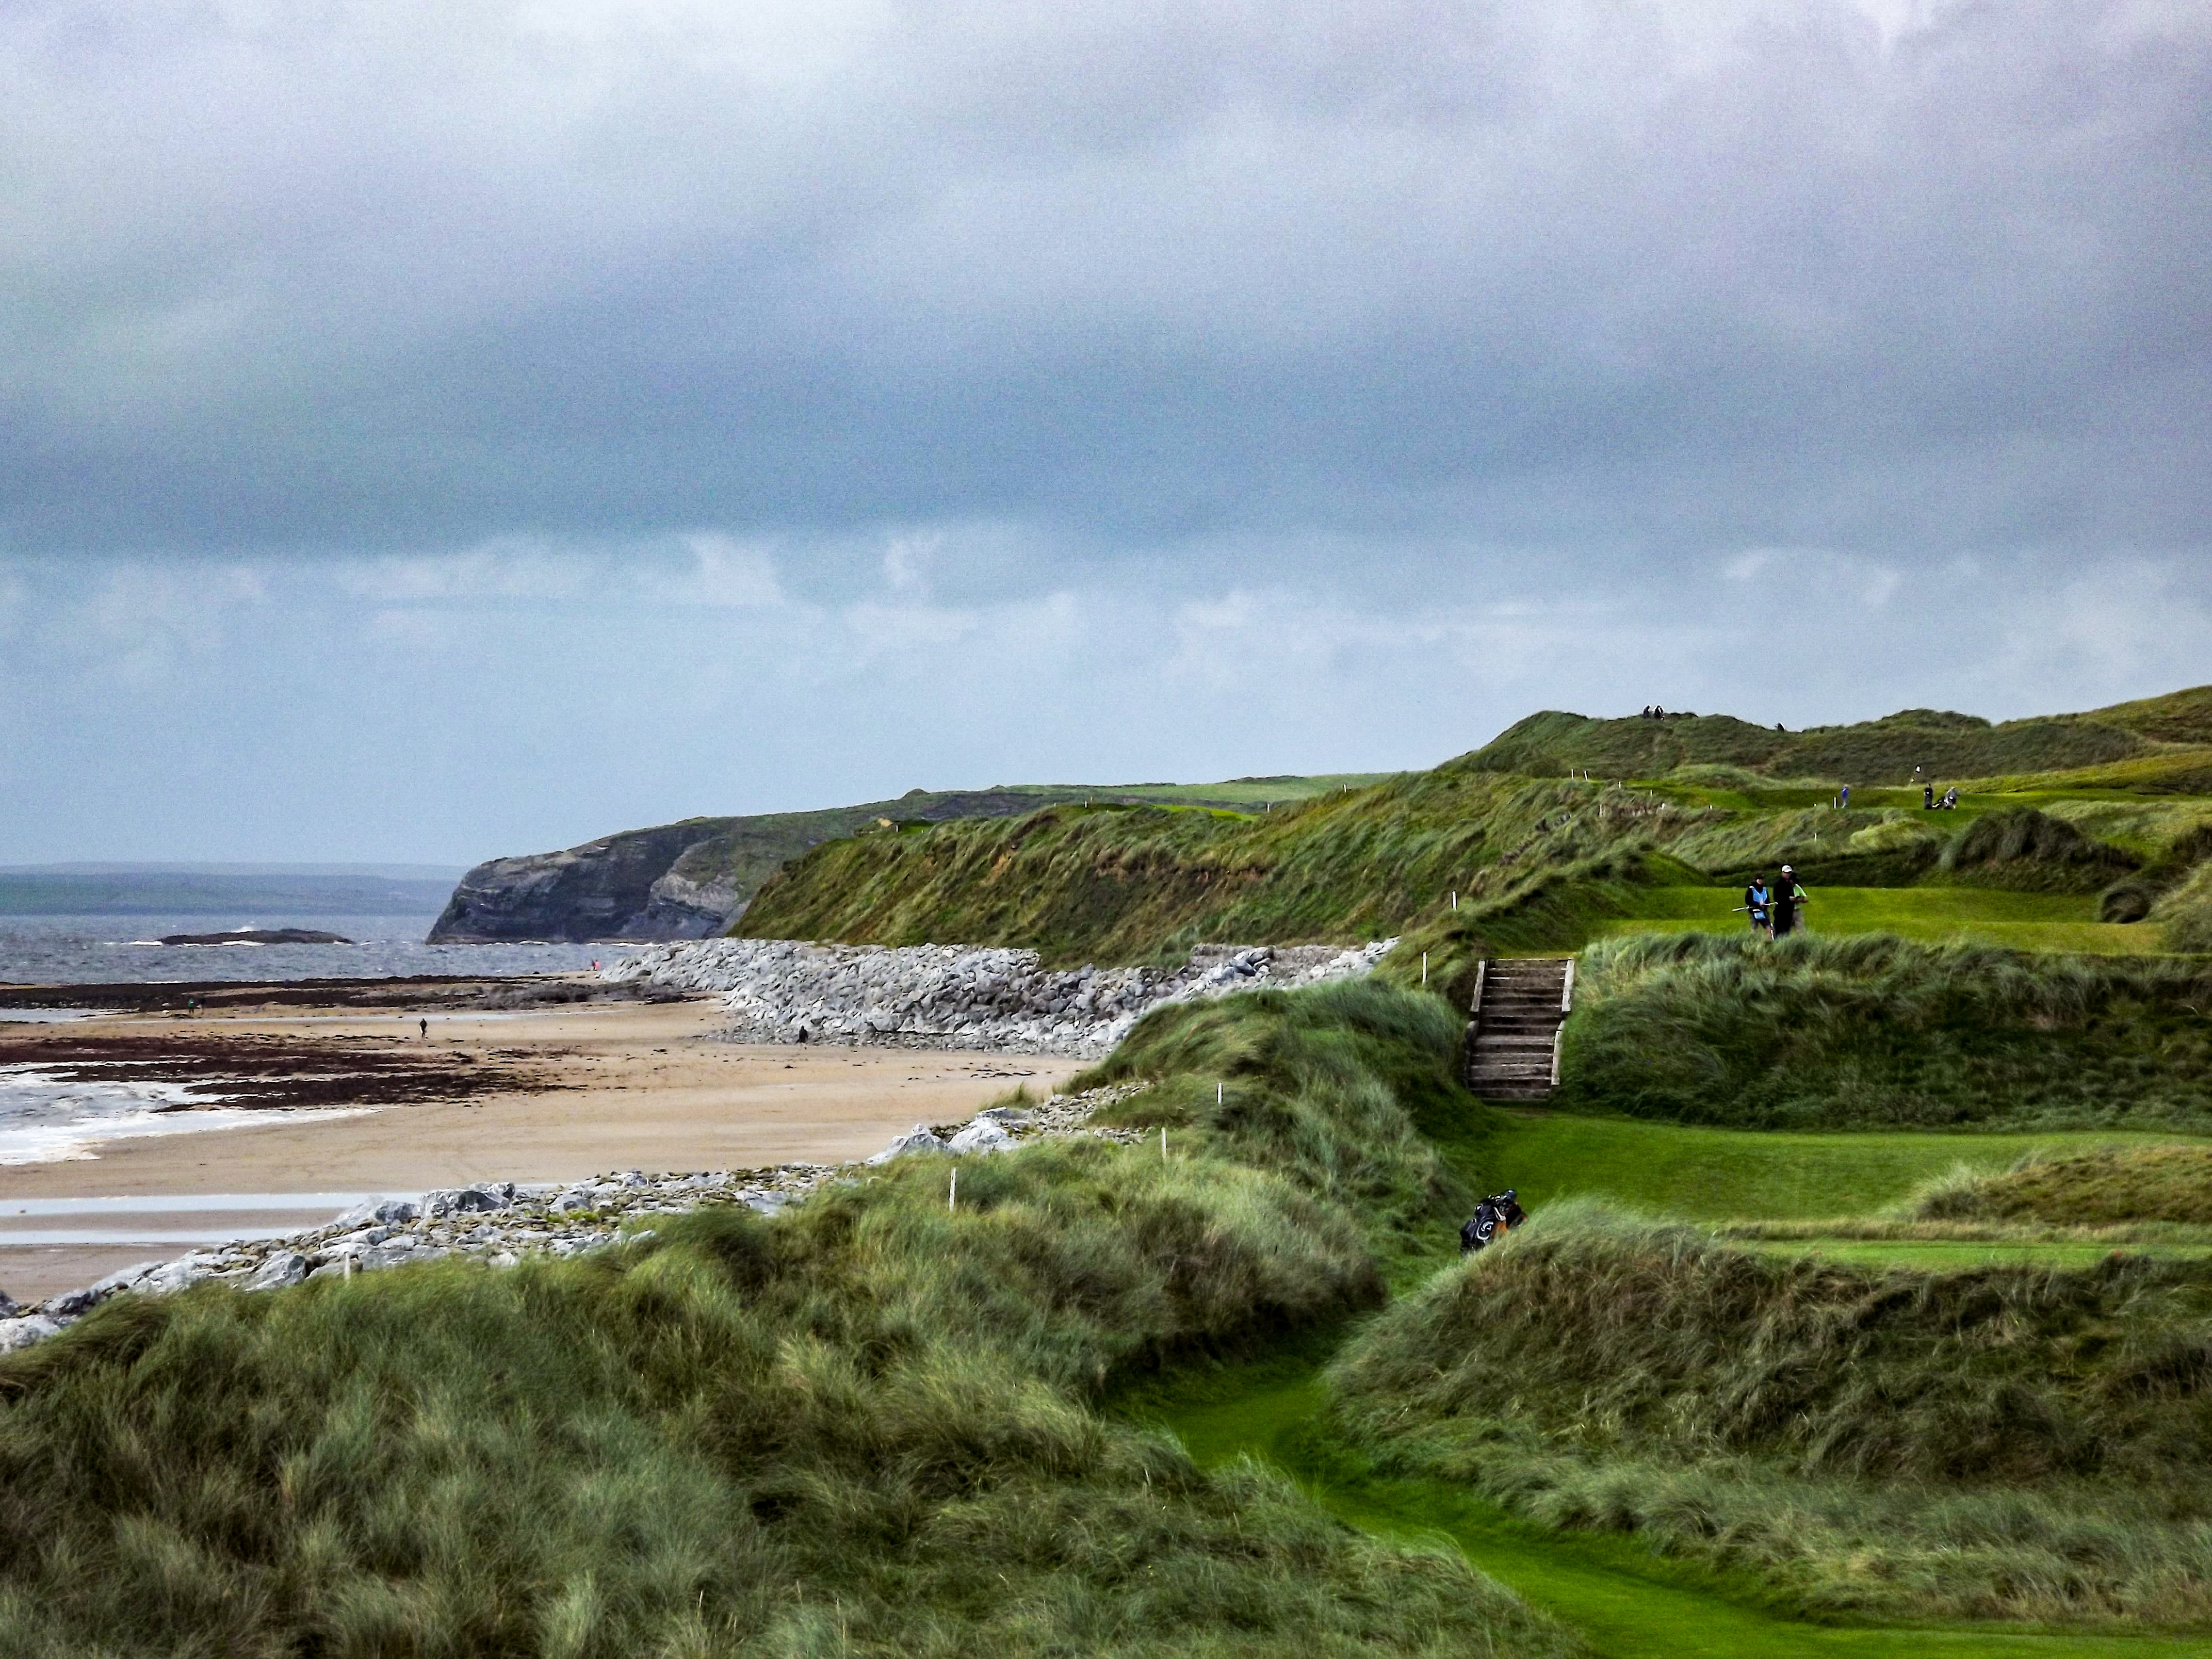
(1744, 874, 1772, 938)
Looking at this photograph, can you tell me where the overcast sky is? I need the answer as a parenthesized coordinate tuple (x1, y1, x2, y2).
(4, 0, 2207, 864)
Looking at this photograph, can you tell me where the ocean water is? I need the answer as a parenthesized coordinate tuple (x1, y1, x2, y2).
(0, 914, 637, 987)
(0, 914, 647, 1167)
(0, 1065, 375, 1164)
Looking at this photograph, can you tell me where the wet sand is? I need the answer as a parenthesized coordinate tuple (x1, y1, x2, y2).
(0, 999, 1082, 1302)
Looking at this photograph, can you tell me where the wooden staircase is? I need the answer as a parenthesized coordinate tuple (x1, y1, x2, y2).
(1464, 956, 1573, 1101)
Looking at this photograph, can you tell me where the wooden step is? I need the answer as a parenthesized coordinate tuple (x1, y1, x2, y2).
(1466, 955, 1572, 1100)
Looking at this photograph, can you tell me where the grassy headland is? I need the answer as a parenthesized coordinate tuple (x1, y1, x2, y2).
(738, 771, 1594, 970)
(737, 687, 2212, 980)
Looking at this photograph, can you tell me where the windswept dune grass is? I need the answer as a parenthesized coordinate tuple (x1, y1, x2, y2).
(0, 982, 1577, 1658)
(736, 774, 1587, 966)
(1906, 1143, 2212, 1227)
(2157, 858, 2212, 953)
(1328, 1200, 2212, 1625)
(1078, 979, 1481, 1276)
(1562, 931, 2212, 1129)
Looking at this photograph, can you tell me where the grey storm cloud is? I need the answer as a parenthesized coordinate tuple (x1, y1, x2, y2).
(4, 0, 2210, 866)
(5, 0, 2208, 558)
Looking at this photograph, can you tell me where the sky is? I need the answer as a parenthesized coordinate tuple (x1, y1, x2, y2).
(3, 0, 2208, 865)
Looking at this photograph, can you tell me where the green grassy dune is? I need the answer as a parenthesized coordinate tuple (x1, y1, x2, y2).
(1558, 932, 2212, 1130)
(0, 984, 1592, 1659)
(1326, 1201, 2212, 1626)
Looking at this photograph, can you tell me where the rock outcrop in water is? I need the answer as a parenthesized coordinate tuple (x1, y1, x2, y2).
(601, 937, 1397, 1056)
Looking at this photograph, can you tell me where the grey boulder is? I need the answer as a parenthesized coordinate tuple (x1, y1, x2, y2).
(88, 1261, 162, 1298)
(422, 1185, 508, 1219)
(138, 1255, 219, 1296)
(334, 1197, 420, 1228)
(245, 1253, 310, 1291)
(0, 1314, 63, 1353)
(866, 1124, 948, 1164)
(947, 1118, 1014, 1155)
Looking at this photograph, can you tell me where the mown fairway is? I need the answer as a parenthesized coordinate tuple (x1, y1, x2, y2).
(1588, 884, 2158, 954)
(1471, 1110, 2203, 1221)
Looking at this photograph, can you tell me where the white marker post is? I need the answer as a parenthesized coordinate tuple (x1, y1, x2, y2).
(1162, 1126, 1168, 1164)
(949, 1167, 956, 1213)
(1422, 952, 1429, 985)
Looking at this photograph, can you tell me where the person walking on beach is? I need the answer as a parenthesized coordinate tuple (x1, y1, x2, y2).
(1744, 874, 1772, 938)
(1772, 866, 1808, 937)
(419, 1017, 428, 1039)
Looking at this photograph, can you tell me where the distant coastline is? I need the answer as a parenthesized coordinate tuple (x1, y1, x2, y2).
(0, 864, 463, 918)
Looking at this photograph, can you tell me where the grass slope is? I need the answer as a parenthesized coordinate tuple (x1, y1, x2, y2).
(736, 687, 2212, 983)
(1328, 1202, 2212, 1626)
(1075, 980, 1481, 1279)
(1152, 1357, 2173, 1658)
(1466, 686, 2212, 787)
(2156, 859, 2212, 952)
(1560, 932, 2212, 1130)
(738, 772, 1605, 967)
(0, 983, 1579, 1658)
(1910, 1144, 2212, 1226)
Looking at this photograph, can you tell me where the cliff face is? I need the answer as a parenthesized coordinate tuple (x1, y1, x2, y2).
(430, 819, 744, 943)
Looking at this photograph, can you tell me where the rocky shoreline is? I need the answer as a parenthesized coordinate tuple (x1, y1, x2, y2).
(0, 1083, 1150, 1354)
(602, 938, 1396, 1056)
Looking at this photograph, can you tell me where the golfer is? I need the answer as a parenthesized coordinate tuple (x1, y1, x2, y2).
(1773, 866, 1809, 937)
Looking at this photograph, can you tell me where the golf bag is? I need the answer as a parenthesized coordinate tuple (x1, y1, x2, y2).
(1459, 1190, 1527, 1254)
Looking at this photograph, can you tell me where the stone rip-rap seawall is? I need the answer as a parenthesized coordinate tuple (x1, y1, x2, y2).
(599, 938, 1398, 1056)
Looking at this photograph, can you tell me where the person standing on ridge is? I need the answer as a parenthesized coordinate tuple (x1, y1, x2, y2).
(1835, 783, 1850, 810)
(1774, 866, 1808, 937)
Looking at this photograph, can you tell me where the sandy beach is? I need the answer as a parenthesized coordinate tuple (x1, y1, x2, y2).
(0, 998, 1083, 1300)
